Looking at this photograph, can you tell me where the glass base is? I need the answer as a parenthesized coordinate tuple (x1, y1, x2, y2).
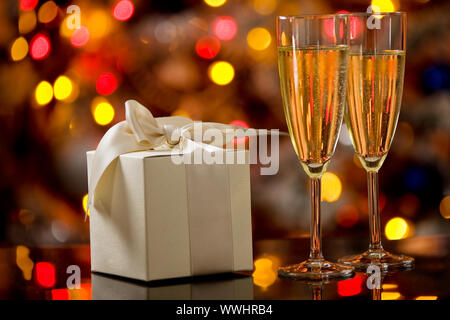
(278, 259, 355, 281)
(338, 249, 414, 272)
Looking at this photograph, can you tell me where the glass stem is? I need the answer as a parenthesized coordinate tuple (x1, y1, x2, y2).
(368, 171, 383, 251)
(309, 177, 323, 261)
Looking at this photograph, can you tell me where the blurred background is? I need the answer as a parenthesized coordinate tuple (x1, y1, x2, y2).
(0, 0, 449, 248)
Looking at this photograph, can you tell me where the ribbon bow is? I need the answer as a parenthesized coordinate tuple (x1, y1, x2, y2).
(87, 100, 250, 211)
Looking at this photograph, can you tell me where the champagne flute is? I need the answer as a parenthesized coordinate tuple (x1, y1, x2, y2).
(277, 14, 354, 280)
(338, 12, 414, 271)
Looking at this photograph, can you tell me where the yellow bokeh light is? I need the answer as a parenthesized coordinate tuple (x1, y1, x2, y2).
(252, 258, 277, 289)
(204, 0, 227, 7)
(38, 1, 58, 24)
(321, 172, 342, 202)
(382, 283, 398, 290)
(381, 292, 402, 300)
(60, 16, 74, 38)
(371, 0, 396, 12)
(16, 245, 34, 281)
(247, 27, 272, 51)
(53, 76, 73, 101)
(253, 0, 277, 15)
(18, 10, 37, 34)
(87, 9, 112, 39)
(208, 61, 235, 86)
(82, 194, 89, 216)
(92, 99, 115, 126)
(10, 37, 29, 61)
(385, 217, 409, 240)
(35, 81, 53, 106)
(171, 108, 191, 119)
(415, 296, 438, 300)
(439, 196, 450, 219)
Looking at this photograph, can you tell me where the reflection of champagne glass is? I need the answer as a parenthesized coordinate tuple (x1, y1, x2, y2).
(338, 12, 414, 271)
(277, 14, 354, 280)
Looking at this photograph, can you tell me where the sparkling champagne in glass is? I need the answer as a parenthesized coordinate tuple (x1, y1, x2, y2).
(277, 14, 354, 280)
(338, 12, 414, 271)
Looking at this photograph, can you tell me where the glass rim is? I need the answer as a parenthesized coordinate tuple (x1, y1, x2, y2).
(278, 12, 406, 20)
(278, 13, 349, 20)
(344, 11, 406, 16)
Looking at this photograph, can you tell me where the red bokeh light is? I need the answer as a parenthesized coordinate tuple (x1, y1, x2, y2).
(51, 289, 70, 300)
(337, 10, 361, 39)
(230, 120, 249, 128)
(20, 0, 38, 11)
(338, 274, 364, 297)
(196, 36, 221, 59)
(336, 204, 359, 228)
(71, 26, 90, 47)
(230, 120, 249, 145)
(113, 0, 135, 21)
(213, 17, 237, 41)
(30, 34, 51, 60)
(96, 72, 118, 95)
(35, 262, 56, 288)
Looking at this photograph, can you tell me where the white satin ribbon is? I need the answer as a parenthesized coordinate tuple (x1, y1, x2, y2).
(87, 100, 253, 211)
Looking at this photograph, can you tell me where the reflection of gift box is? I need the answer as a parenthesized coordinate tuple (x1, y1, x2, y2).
(91, 273, 254, 300)
(86, 149, 253, 282)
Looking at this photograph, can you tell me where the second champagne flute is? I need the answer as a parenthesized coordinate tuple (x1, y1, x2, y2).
(277, 14, 354, 280)
(338, 12, 414, 271)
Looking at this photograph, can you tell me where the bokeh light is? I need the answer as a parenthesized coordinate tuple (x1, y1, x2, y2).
(35, 262, 56, 288)
(52, 289, 70, 300)
(230, 120, 249, 128)
(195, 36, 220, 59)
(82, 194, 89, 216)
(87, 10, 112, 39)
(60, 16, 74, 38)
(92, 98, 115, 126)
(385, 217, 410, 240)
(439, 196, 450, 219)
(10, 37, 29, 61)
(213, 17, 237, 41)
(252, 0, 277, 15)
(415, 296, 438, 300)
(321, 172, 342, 202)
(382, 283, 398, 290)
(38, 1, 58, 24)
(16, 246, 34, 281)
(35, 81, 53, 106)
(30, 34, 51, 60)
(20, 0, 38, 11)
(247, 27, 271, 51)
(371, 0, 396, 12)
(18, 10, 37, 34)
(381, 292, 402, 300)
(337, 10, 362, 39)
(336, 205, 359, 228)
(398, 193, 420, 217)
(204, 0, 227, 8)
(96, 73, 118, 95)
(208, 61, 235, 86)
(171, 109, 191, 119)
(53, 76, 73, 101)
(252, 257, 278, 289)
(71, 26, 90, 47)
(230, 120, 250, 144)
(337, 274, 363, 296)
(113, 0, 135, 21)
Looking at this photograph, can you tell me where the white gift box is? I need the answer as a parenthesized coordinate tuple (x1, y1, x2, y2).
(87, 149, 253, 282)
(91, 273, 254, 300)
